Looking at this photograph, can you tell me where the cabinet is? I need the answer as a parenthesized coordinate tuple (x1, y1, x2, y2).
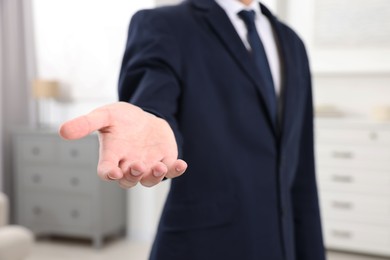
(315, 119, 390, 256)
(13, 129, 126, 248)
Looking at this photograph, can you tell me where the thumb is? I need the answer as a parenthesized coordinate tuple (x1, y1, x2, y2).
(59, 107, 110, 140)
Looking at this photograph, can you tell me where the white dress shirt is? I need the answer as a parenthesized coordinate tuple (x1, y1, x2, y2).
(215, 0, 281, 97)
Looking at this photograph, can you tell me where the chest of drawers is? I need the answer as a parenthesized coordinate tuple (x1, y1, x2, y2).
(13, 129, 126, 248)
(315, 119, 390, 256)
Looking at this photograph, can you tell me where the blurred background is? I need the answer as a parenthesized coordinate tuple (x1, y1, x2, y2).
(0, 0, 390, 259)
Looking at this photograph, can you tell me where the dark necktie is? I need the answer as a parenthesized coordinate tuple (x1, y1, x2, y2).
(238, 10, 277, 125)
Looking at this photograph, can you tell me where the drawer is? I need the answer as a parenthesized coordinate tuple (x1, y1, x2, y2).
(54, 195, 94, 228)
(18, 166, 96, 194)
(316, 144, 390, 170)
(317, 167, 390, 195)
(16, 136, 56, 163)
(59, 137, 98, 165)
(316, 128, 390, 145)
(18, 167, 56, 190)
(17, 192, 59, 230)
(324, 221, 390, 255)
(320, 192, 390, 225)
(57, 168, 97, 193)
(18, 192, 94, 230)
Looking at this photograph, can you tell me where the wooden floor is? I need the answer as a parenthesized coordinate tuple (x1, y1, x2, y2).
(26, 238, 390, 260)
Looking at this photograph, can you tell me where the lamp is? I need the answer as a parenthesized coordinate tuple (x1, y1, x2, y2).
(32, 79, 59, 128)
(372, 106, 390, 122)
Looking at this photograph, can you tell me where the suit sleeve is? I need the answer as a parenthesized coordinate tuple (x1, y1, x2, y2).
(118, 10, 183, 156)
(291, 46, 326, 260)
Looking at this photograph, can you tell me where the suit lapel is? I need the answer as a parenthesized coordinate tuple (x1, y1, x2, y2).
(191, 0, 278, 135)
(261, 5, 301, 145)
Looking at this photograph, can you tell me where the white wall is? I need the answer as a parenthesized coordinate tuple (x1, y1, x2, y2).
(0, 0, 3, 192)
(314, 74, 390, 118)
(127, 181, 170, 242)
(155, 0, 179, 6)
(286, 0, 390, 119)
(31, 0, 155, 125)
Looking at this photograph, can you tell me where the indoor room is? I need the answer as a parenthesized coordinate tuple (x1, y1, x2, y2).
(1, 0, 390, 259)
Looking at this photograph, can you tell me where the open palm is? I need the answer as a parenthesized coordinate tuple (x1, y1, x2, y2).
(59, 102, 187, 188)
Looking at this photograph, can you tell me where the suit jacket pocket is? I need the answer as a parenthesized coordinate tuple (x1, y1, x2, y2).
(160, 195, 238, 232)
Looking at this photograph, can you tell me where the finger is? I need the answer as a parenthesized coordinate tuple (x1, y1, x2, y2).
(152, 162, 168, 177)
(166, 159, 187, 179)
(139, 162, 167, 187)
(98, 160, 123, 181)
(59, 107, 111, 140)
(118, 179, 138, 189)
(119, 162, 145, 189)
(120, 161, 145, 183)
(97, 136, 124, 180)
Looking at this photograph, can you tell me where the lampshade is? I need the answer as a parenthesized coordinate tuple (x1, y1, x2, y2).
(33, 79, 59, 99)
(372, 106, 390, 121)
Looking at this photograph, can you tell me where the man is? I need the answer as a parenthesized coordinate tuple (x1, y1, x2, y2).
(60, 0, 326, 259)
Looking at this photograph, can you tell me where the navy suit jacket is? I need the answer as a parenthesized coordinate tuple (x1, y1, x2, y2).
(119, 0, 325, 259)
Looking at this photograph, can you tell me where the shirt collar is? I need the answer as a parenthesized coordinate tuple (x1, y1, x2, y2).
(216, 0, 262, 20)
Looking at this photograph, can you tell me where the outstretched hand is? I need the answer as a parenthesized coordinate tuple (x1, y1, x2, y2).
(59, 102, 187, 189)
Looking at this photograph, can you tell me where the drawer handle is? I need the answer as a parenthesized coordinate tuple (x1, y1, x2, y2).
(70, 149, 79, 158)
(332, 201, 353, 210)
(332, 151, 354, 159)
(331, 175, 353, 183)
(331, 230, 353, 239)
(369, 132, 378, 141)
(71, 209, 80, 219)
(32, 174, 42, 183)
(70, 177, 80, 186)
(32, 206, 42, 215)
(31, 147, 41, 156)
